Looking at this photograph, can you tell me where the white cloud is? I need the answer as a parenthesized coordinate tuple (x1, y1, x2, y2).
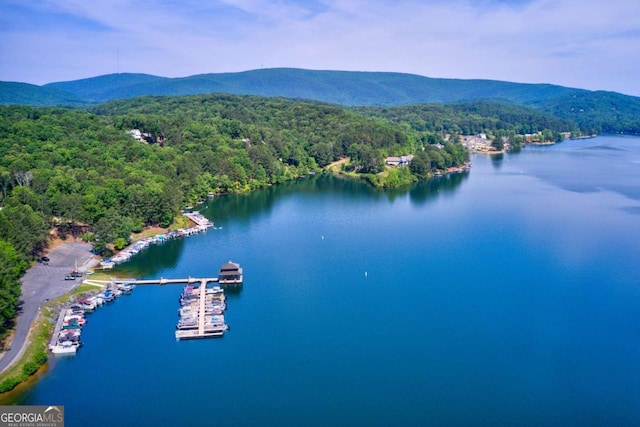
(1, 0, 639, 95)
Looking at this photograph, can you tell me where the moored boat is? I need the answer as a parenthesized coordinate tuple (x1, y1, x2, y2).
(51, 341, 79, 355)
(117, 282, 135, 294)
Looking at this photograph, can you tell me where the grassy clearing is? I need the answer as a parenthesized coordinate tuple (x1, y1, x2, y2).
(325, 158, 350, 173)
(131, 226, 169, 240)
(170, 215, 192, 230)
(130, 215, 190, 241)
(85, 270, 115, 282)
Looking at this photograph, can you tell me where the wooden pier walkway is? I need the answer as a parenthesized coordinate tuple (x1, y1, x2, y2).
(48, 310, 67, 350)
(112, 277, 219, 286)
(110, 276, 231, 340)
(198, 279, 207, 335)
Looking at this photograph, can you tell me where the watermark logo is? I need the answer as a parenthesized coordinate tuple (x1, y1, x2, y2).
(0, 405, 64, 427)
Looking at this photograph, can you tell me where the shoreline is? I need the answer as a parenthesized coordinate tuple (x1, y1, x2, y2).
(324, 157, 471, 184)
(0, 281, 106, 396)
(0, 242, 99, 375)
(0, 214, 211, 393)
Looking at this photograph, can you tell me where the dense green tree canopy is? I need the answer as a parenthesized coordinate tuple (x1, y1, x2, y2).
(0, 93, 581, 330)
(355, 101, 577, 136)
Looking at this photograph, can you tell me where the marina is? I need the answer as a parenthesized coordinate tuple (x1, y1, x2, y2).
(175, 281, 229, 340)
(48, 263, 238, 356)
(99, 210, 215, 269)
(100, 261, 241, 340)
(112, 275, 234, 339)
(48, 282, 136, 355)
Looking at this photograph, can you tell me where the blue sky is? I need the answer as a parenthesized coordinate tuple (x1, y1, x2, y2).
(1, 0, 639, 96)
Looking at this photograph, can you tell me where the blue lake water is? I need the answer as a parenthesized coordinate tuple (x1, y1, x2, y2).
(5, 135, 640, 426)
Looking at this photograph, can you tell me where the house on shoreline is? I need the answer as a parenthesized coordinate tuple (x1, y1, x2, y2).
(385, 154, 414, 167)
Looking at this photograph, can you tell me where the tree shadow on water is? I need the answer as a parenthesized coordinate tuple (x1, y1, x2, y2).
(409, 171, 469, 206)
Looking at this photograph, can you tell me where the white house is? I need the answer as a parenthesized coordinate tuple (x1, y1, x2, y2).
(127, 129, 143, 141)
(385, 154, 414, 167)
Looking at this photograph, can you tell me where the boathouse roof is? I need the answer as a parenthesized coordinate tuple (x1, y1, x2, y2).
(220, 261, 240, 272)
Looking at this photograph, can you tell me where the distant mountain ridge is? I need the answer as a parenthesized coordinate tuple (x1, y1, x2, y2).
(0, 81, 88, 106)
(0, 68, 590, 106)
(2, 68, 639, 133)
(40, 68, 593, 106)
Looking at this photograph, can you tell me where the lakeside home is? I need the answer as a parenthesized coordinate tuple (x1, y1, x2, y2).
(385, 154, 414, 167)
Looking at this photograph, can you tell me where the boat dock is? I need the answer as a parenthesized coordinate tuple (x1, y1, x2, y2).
(112, 277, 218, 286)
(175, 279, 229, 340)
(110, 276, 230, 340)
(112, 259, 243, 287)
(48, 310, 68, 350)
(110, 261, 241, 340)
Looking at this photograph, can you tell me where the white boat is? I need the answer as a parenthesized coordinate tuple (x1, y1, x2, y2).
(59, 329, 81, 338)
(117, 283, 135, 294)
(90, 295, 104, 306)
(66, 307, 84, 316)
(179, 306, 197, 317)
(209, 286, 224, 295)
(177, 316, 199, 329)
(206, 302, 226, 310)
(208, 315, 226, 327)
(51, 341, 78, 354)
(77, 298, 96, 311)
(205, 307, 224, 315)
(100, 260, 115, 268)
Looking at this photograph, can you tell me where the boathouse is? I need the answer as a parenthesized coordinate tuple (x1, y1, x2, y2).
(219, 261, 243, 284)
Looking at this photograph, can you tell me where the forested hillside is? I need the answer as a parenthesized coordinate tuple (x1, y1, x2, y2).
(44, 69, 581, 106)
(0, 93, 581, 332)
(4, 68, 640, 135)
(0, 94, 425, 262)
(356, 101, 576, 137)
(537, 91, 640, 134)
(0, 82, 87, 107)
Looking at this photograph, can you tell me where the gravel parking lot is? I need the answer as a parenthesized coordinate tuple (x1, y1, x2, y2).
(0, 242, 99, 373)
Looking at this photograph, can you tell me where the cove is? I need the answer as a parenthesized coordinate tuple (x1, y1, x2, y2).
(5, 135, 640, 426)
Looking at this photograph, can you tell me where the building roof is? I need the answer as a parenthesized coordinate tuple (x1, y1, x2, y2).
(220, 261, 240, 271)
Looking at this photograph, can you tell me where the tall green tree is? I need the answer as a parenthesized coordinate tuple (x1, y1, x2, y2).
(0, 239, 25, 333)
(0, 205, 48, 257)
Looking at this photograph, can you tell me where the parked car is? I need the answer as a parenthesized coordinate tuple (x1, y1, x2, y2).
(64, 276, 75, 281)
(70, 271, 83, 278)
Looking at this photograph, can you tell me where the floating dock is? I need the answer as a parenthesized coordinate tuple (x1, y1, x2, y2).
(49, 307, 83, 354)
(109, 261, 242, 340)
(175, 279, 229, 340)
(113, 259, 243, 287)
(49, 310, 71, 351)
(113, 277, 217, 286)
(111, 277, 231, 340)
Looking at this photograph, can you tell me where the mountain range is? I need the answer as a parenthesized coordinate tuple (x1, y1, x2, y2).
(2, 68, 639, 133)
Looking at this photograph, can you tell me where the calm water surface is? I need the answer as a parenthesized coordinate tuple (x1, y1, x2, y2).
(6, 136, 640, 426)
